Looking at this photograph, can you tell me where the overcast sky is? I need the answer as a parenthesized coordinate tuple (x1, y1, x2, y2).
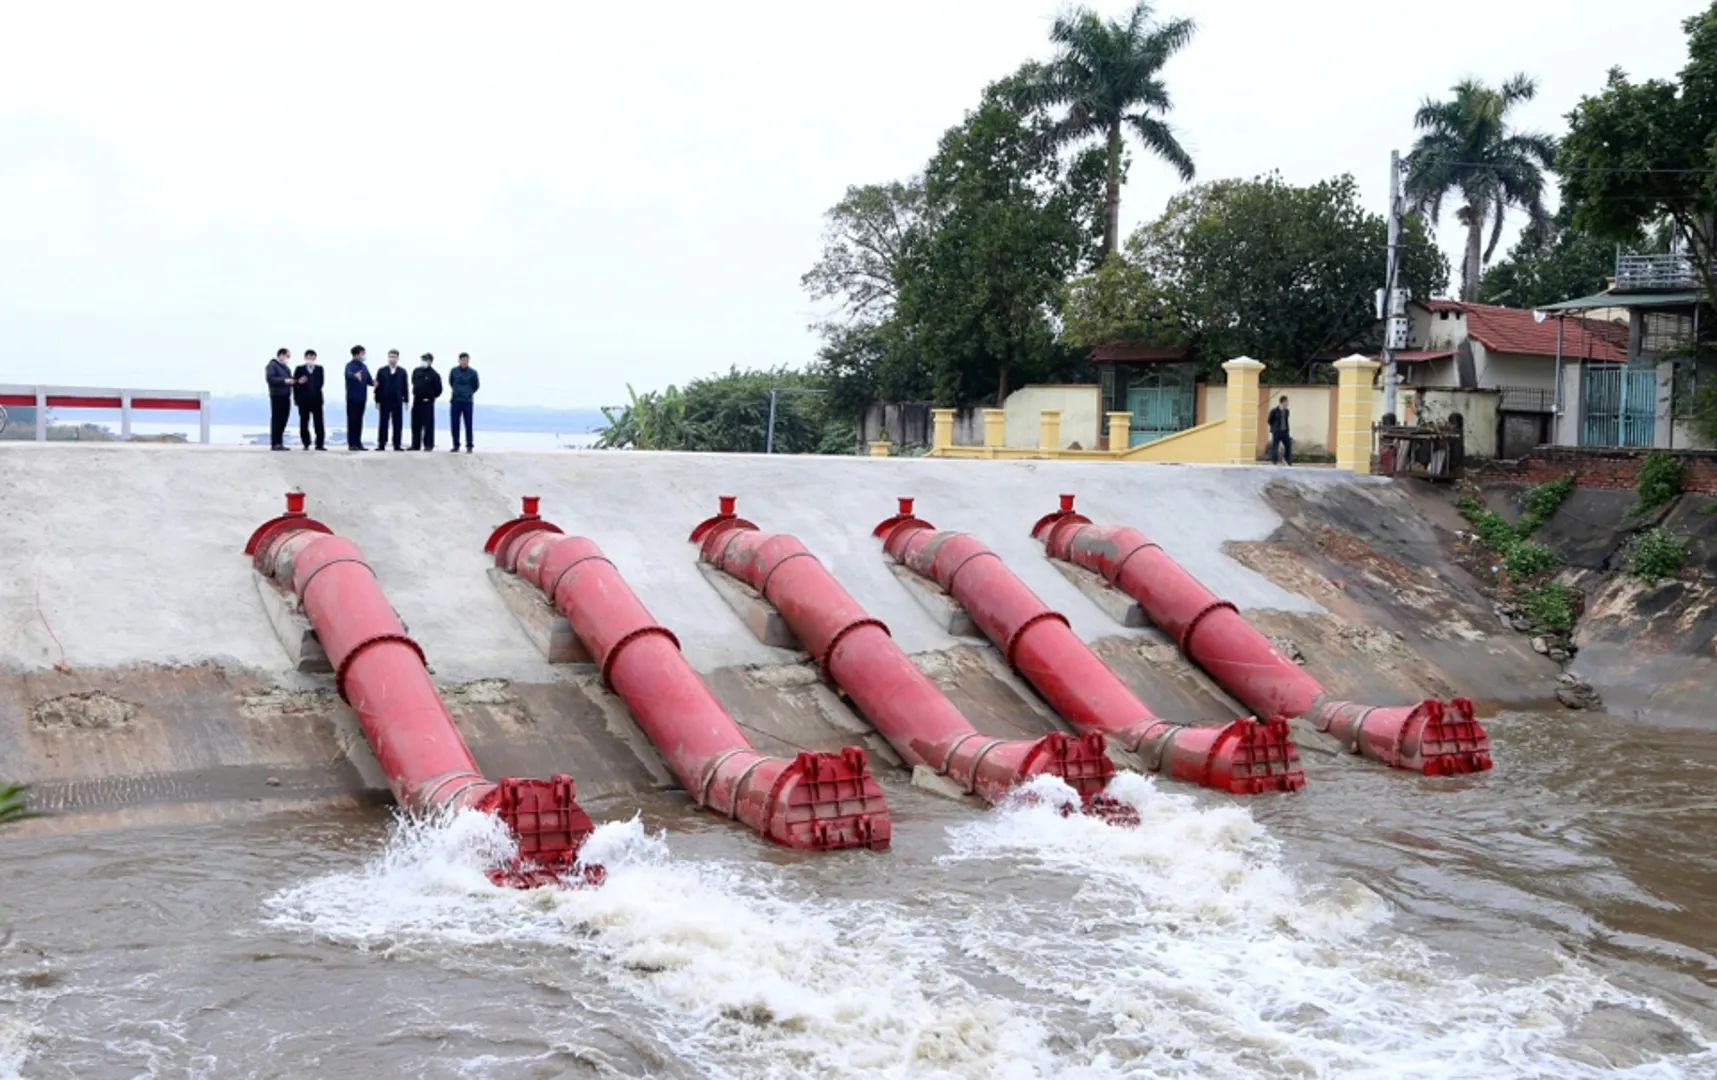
(0, 1, 1695, 407)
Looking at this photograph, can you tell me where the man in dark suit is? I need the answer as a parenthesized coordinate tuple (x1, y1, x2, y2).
(409, 353, 443, 451)
(344, 345, 374, 450)
(1267, 394, 1293, 466)
(375, 349, 408, 450)
(265, 348, 294, 451)
(293, 349, 327, 450)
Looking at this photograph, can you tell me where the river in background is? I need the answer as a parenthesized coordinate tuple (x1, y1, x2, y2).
(118, 422, 600, 450)
(3, 710, 1715, 1079)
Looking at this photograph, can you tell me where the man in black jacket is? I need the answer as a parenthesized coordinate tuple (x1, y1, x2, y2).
(1267, 395, 1293, 466)
(265, 348, 294, 451)
(293, 349, 327, 450)
(409, 353, 443, 450)
(374, 350, 408, 450)
(344, 345, 374, 450)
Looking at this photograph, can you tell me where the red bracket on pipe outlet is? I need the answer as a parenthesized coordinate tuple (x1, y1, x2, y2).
(244, 490, 333, 557)
(1029, 493, 1090, 540)
(871, 496, 935, 539)
(689, 495, 757, 544)
(484, 495, 565, 561)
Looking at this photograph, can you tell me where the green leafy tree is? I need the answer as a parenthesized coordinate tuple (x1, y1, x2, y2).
(1132, 173, 1449, 380)
(594, 383, 686, 450)
(896, 76, 1108, 404)
(1406, 75, 1557, 301)
(811, 320, 932, 423)
(1480, 209, 1650, 308)
(1059, 253, 1185, 348)
(1560, 4, 1717, 302)
(1011, 1, 1197, 255)
(800, 180, 925, 323)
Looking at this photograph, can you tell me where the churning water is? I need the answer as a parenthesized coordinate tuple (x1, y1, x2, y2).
(4, 711, 1716, 1078)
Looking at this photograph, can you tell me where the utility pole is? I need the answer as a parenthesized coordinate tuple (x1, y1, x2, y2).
(1381, 150, 1408, 419)
(764, 387, 826, 454)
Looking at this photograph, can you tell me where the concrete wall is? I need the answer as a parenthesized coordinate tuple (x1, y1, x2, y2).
(1202, 385, 1336, 457)
(1411, 389, 1502, 459)
(1475, 349, 1556, 392)
(860, 404, 984, 448)
(1486, 445, 1717, 493)
(1003, 385, 1101, 449)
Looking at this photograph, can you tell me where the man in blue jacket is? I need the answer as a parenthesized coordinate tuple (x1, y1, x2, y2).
(374, 349, 408, 450)
(344, 346, 374, 450)
(409, 353, 443, 451)
(448, 352, 479, 452)
(265, 348, 294, 451)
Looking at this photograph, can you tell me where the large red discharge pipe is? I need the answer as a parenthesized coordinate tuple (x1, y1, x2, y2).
(1031, 495, 1492, 776)
(689, 497, 1119, 810)
(872, 500, 1305, 796)
(245, 493, 596, 888)
(484, 500, 889, 851)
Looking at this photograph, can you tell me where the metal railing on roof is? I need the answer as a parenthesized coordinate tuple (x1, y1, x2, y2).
(1614, 253, 1706, 292)
(0, 385, 211, 443)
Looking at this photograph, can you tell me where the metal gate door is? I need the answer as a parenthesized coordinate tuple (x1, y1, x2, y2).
(1125, 366, 1196, 446)
(1581, 365, 1656, 448)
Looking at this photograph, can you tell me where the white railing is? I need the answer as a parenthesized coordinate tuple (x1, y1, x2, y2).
(1614, 253, 1706, 292)
(0, 385, 212, 443)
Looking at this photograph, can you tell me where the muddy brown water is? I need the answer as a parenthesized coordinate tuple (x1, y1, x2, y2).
(3, 711, 1715, 1079)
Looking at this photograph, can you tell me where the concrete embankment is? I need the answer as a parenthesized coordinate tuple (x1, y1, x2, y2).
(0, 443, 1557, 826)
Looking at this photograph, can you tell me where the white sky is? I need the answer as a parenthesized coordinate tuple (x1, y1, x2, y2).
(0, 1, 1694, 407)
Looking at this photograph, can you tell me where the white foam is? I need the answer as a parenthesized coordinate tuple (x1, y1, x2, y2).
(265, 811, 1085, 1079)
(944, 773, 1717, 1078)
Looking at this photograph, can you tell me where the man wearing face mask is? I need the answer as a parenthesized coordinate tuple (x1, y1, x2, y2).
(293, 349, 327, 451)
(344, 345, 374, 451)
(409, 352, 443, 451)
(375, 349, 407, 451)
(265, 348, 294, 451)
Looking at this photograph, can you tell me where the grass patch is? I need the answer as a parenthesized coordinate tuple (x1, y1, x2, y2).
(1624, 527, 1687, 586)
(1517, 474, 1575, 537)
(1517, 581, 1574, 634)
(1630, 451, 1685, 517)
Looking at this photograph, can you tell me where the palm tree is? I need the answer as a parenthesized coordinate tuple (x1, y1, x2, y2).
(0, 782, 39, 828)
(1013, 2, 1197, 256)
(1406, 75, 1557, 301)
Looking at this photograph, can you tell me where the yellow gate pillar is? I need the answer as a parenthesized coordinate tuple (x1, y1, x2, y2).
(1333, 355, 1380, 474)
(1038, 409, 1062, 452)
(1221, 357, 1264, 465)
(932, 408, 956, 452)
(983, 408, 1006, 449)
(1106, 411, 1132, 453)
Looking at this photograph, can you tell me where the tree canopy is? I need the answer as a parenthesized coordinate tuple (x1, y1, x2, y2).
(1130, 173, 1448, 379)
(1010, 1, 1196, 254)
(595, 368, 850, 454)
(1406, 75, 1557, 301)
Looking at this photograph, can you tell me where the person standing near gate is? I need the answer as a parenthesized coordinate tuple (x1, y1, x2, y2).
(375, 349, 407, 450)
(344, 346, 374, 450)
(265, 348, 294, 451)
(448, 352, 479, 453)
(293, 349, 327, 450)
(409, 352, 442, 450)
(1267, 394, 1293, 466)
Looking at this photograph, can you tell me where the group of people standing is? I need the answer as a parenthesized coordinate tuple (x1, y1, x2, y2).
(264, 347, 480, 452)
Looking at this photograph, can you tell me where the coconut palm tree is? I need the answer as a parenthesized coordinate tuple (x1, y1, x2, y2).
(1406, 75, 1557, 301)
(1012, 1, 1197, 256)
(0, 782, 39, 828)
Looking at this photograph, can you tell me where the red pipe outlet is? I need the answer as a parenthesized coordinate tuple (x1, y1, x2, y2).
(1031, 495, 1491, 776)
(245, 494, 597, 888)
(872, 500, 1304, 796)
(486, 502, 889, 851)
(689, 499, 1119, 810)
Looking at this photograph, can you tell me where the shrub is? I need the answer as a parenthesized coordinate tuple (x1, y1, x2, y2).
(1630, 451, 1685, 516)
(1504, 541, 1561, 579)
(1517, 474, 1574, 537)
(1518, 581, 1574, 634)
(1625, 527, 1687, 586)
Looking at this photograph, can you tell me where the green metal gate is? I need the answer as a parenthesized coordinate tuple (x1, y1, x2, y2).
(1125, 365, 1196, 446)
(1580, 365, 1656, 448)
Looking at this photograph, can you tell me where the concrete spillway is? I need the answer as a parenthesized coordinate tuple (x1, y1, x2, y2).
(0, 444, 1543, 829)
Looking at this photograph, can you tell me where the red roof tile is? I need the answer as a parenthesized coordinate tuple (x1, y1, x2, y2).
(1416, 301, 1628, 362)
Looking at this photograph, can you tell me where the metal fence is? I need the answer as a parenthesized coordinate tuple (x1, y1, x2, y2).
(0, 385, 211, 443)
(1496, 385, 1555, 414)
(1615, 253, 1706, 292)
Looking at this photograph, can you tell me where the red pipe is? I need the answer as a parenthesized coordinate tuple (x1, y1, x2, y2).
(1031, 495, 1492, 776)
(872, 500, 1304, 796)
(484, 500, 889, 852)
(689, 498, 1121, 812)
(245, 493, 597, 887)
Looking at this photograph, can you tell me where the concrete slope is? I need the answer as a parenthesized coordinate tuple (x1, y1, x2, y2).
(0, 443, 1332, 677)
